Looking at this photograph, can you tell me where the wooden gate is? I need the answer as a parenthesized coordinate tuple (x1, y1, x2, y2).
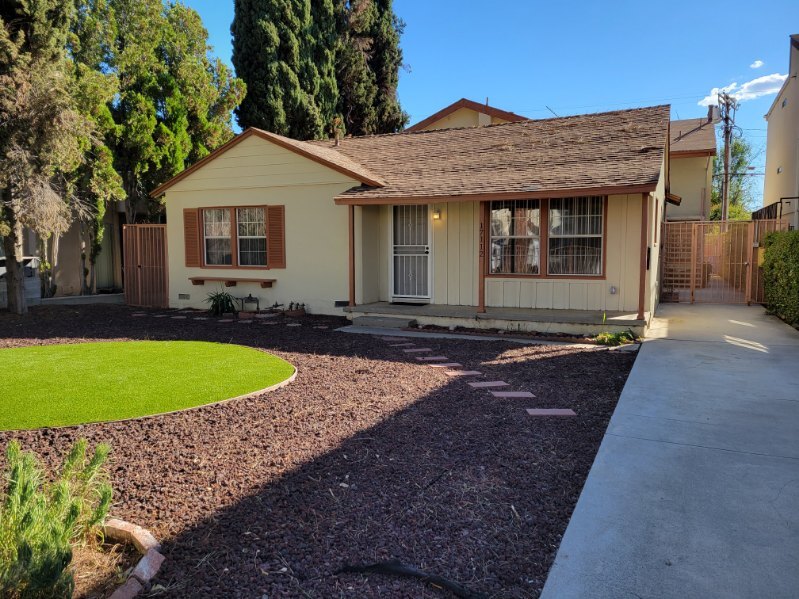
(661, 219, 786, 305)
(123, 225, 168, 309)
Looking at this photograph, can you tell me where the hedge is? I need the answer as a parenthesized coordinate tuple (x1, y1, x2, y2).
(762, 230, 799, 326)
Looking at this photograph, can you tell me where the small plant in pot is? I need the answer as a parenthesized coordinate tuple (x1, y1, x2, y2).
(206, 288, 238, 317)
(284, 301, 306, 317)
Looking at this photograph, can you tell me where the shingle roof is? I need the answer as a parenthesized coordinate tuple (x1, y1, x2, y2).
(311, 105, 670, 203)
(670, 118, 717, 156)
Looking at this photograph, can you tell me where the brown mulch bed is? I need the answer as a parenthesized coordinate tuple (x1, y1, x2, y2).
(0, 305, 635, 598)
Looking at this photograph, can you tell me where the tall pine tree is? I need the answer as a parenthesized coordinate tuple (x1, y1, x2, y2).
(233, 0, 406, 138)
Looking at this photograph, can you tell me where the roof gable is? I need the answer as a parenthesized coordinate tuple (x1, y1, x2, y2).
(405, 98, 528, 132)
(150, 128, 385, 197)
(670, 118, 717, 156)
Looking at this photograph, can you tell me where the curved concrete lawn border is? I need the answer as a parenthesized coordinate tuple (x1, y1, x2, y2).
(103, 519, 164, 599)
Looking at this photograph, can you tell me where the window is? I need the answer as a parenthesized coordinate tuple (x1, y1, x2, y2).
(547, 196, 604, 275)
(489, 200, 540, 274)
(236, 207, 267, 266)
(203, 208, 232, 265)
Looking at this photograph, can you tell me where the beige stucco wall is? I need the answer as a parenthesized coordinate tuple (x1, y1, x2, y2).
(364, 194, 653, 313)
(763, 46, 798, 228)
(164, 134, 362, 315)
(668, 155, 712, 220)
(418, 107, 509, 131)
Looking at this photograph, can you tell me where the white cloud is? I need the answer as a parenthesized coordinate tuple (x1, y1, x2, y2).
(750, 60, 764, 69)
(698, 73, 787, 106)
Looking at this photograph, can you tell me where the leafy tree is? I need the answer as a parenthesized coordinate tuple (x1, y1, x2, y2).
(0, 0, 91, 314)
(710, 136, 757, 220)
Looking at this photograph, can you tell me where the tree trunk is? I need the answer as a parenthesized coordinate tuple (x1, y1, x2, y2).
(2, 211, 28, 315)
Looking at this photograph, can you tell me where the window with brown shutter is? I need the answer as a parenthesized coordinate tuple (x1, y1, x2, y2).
(189, 205, 285, 270)
(266, 205, 286, 268)
(183, 208, 201, 267)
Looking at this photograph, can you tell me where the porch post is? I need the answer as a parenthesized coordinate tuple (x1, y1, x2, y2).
(478, 201, 486, 313)
(348, 204, 356, 307)
(637, 193, 648, 321)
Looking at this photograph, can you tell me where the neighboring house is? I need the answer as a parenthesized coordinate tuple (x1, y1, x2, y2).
(405, 98, 527, 131)
(150, 105, 669, 335)
(760, 34, 799, 228)
(666, 114, 717, 220)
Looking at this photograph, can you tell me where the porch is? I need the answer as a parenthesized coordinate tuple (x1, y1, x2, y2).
(345, 301, 647, 337)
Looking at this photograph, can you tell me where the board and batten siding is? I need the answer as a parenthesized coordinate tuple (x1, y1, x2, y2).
(164, 133, 362, 315)
(365, 194, 651, 312)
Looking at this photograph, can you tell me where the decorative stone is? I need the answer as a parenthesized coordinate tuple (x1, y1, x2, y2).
(415, 356, 449, 361)
(130, 548, 165, 585)
(428, 363, 462, 368)
(402, 348, 432, 353)
(490, 391, 536, 398)
(218, 319, 233, 323)
(389, 343, 416, 347)
(171, 316, 187, 320)
(286, 323, 301, 327)
(445, 370, 482, 376)
(468, 381, 510, 388)
(526, 408, 577, 416)
(104, 519, 161, 553)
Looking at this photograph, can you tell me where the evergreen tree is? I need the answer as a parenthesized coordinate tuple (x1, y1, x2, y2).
(367, 0, 407, 132)
(233, 0, 329, 139)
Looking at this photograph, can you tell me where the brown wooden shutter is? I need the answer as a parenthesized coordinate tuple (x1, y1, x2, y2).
(183, 208, 202, 267)
(266, 205, 286, 268)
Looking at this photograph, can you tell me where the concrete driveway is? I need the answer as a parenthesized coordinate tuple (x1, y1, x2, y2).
(541, 304, 799, 599)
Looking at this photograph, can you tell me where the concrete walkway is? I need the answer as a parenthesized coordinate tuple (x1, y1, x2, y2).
(541, 304, 799, 599)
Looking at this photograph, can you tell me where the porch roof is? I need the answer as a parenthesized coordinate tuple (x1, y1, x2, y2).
(312, 105, 669, 205)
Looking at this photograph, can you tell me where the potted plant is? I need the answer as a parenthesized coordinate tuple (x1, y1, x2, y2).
(205, 288, 237, 317)
(284, 301, 306, 317)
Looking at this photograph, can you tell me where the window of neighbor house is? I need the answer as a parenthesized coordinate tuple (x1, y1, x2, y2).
(236, 207, 267, 266)
(203, 208, 232, 265)
(489, 199, 541, 274)
(548, 196, 604, 275)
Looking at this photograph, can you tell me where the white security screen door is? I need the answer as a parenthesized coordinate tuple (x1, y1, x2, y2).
(392, 205, 431, 301)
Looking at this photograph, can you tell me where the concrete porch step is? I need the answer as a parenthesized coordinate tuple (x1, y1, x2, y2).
(351, 315, 417, 329)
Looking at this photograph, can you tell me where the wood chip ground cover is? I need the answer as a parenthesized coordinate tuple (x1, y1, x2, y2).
(0, 306, 635, 598)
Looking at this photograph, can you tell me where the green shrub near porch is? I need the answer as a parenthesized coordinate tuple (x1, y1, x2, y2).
(762, 230, 799, 326)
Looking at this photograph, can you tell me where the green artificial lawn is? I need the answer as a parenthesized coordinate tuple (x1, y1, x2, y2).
(0, 341, 295, 431)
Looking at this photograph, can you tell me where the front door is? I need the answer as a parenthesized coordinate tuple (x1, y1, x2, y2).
(391, 205, 431, 302)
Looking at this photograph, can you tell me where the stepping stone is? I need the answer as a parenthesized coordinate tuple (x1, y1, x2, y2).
(218, 319, 233, 323)
(313, 325, 329, 329)
(153, 314, 167, 318)
(468, 381, 510, 389)
(490, 391, 536, 398)
(403, 348, 432, 353)
(171, 316, 187, 320)
(286, 323, 301, 327)
(193, 317, 209, 320)
(429, 363, 462, 368)
(445, 370, 482, 377)
(380, 336, 400, 341)
(255, 313, 278, 319)
(526, 408, 576, 416)
(415, 356, 449, 361)
(389, 342, 416, 347)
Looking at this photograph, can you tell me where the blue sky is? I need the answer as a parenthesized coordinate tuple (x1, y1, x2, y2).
(185, 0, 797, 203)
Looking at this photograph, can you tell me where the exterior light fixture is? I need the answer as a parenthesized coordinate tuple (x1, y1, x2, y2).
(432, 209, 442, 220)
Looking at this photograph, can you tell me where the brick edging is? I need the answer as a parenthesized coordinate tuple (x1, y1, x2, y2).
(104, 518, 165, 599)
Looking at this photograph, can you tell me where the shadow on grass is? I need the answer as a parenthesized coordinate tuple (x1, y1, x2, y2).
(0, 305, 635, 598)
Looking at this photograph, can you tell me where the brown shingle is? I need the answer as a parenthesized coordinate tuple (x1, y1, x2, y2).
(670, 118, 717, 156)
(311, 105, 670, 203)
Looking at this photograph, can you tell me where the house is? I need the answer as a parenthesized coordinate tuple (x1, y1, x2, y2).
(666, 112, 717, 220)
(760, 34, 799, 228)
(150, 105, 669, 336)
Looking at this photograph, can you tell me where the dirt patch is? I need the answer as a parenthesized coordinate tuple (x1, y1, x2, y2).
(0, 305, 635, 598)
(71, 543, 138, 598)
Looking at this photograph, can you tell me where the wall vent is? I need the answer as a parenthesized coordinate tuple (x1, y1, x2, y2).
(178, 293, 190, 300)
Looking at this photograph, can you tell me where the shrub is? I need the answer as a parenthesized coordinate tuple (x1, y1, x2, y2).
(762, 230, 799, 326)
(595, 330, 637, 346)
(0, 440, 113, 599)
(205, 288, 238, 316)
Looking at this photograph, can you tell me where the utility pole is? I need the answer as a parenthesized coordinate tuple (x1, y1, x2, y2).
(718, 92, 738, 222)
